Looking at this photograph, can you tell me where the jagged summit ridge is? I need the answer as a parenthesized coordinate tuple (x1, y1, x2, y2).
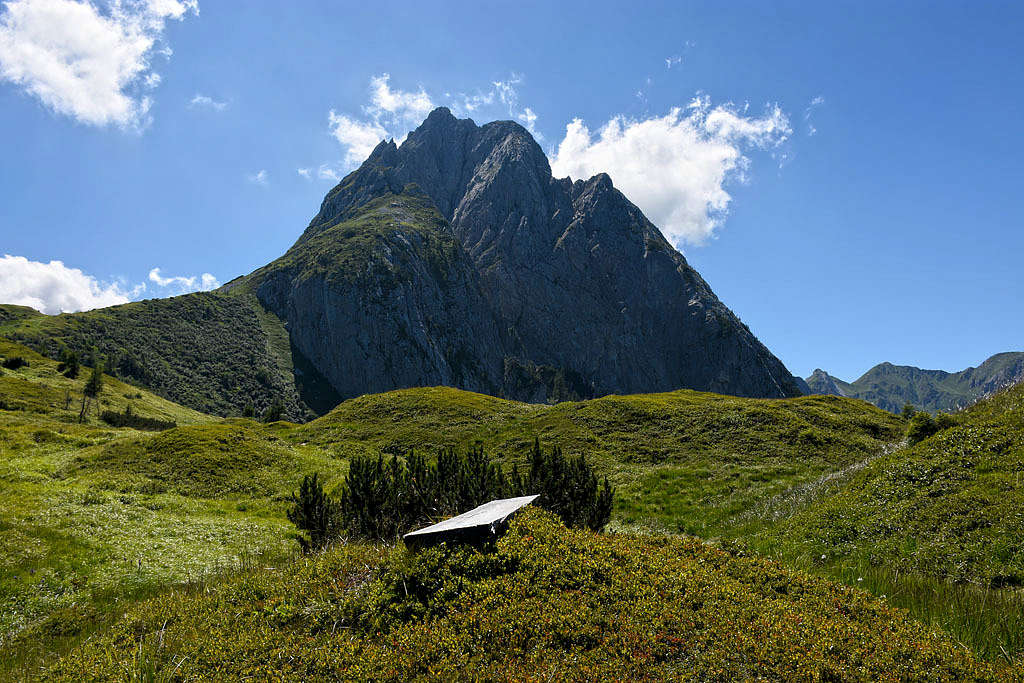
(247, 107, 804, 403)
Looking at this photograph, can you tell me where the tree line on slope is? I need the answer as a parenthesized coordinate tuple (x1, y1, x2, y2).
(288, 439, 614, 551)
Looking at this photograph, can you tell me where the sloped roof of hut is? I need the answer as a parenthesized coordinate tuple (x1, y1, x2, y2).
(403, 495, 539, 549)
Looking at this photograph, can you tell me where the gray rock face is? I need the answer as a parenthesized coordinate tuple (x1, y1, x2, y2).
(252, 195, 507, 400)
(268, 107, 803, 402)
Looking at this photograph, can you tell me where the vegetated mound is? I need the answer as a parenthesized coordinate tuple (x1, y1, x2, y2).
(770, 380, 1024, 587)
(0, 337, 208, 425)
(0, 292, 319, 421)
(48, 508, 997, 681)
(67, 423, 310, 499)
(0, 304, 42, 325)
(300, 386, 903, 534)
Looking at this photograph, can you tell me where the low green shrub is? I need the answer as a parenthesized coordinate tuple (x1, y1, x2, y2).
(2, 356, 28, 370)
(100, 407, 176, 431)
(46, 510, 1003, 681)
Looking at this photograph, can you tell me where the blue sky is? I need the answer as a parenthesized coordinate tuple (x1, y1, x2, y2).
(1, 0, 1022, 381)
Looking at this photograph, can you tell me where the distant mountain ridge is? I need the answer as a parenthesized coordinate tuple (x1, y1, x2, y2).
(2, 108, 804, 418)
(805, 352, 1024, 413)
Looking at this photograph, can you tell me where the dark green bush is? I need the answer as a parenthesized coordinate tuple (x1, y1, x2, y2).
(2, 355, 28, 370)
(100, 406, 176, 431)
(906, 412, 938, 444)
(57, 345, 79, 378)
(934, 412, 957, 430)
(522, 438, 614, 531)
(263, 398, 284, 423)
(338, 446, 514, 541)
(287, 473, 340, 553)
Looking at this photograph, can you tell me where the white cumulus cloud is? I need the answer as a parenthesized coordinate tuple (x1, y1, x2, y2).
(549, 96, 791, 247)
(0, 0, 198, 128)
(0, 255, 221, 314)
(0, 254, 138, 313)
(328, 73, 433, 168)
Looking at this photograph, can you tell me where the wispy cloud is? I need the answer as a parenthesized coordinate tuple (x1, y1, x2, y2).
(326, 72, 543, 172)
(189, 92, 227, 111)
(297, 164, 342, 183)
(317, 163, 341, 182)
(550, 95, 791, 247)
(804, 95, 825, 136)
(0, 0, 199, 129)
(247, 169, 268, 186)
(148, 267, 218, 293)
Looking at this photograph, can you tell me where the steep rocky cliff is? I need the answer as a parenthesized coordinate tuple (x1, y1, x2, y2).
(254, 107, 803, 402)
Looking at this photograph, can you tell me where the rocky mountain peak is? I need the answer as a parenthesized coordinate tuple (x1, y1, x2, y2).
(263, 108, 805, 404)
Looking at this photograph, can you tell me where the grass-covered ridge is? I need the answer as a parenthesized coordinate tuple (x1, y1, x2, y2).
(48, 509, 998, 681)
(248, 191, 467, 289)
(0, 339, 326, 672)
(0, 292, 311, 420)
(765, 380, 1024, 587)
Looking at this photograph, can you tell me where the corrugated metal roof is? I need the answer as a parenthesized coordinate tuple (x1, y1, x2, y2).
(403, 495, 539, 545)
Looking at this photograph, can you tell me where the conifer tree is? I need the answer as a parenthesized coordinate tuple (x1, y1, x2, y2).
(287, 473, 340, 553)
(83, 349, 104, 398)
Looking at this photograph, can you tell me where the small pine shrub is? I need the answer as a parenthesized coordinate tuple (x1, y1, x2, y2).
(298, 440, 615, 543)
(287, 473, 340, 553)
(57, 345, 79, 378)
(262, 398, 284, 422)
(934, 412, 957, 431)
(521, 438, 614, 531)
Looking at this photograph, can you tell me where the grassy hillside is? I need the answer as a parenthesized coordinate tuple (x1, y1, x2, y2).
(47, 509, 999, 681)
(0, 292, 316, 421)
(751, 380, 1024, 665)
(297, 387, 903, 536)
(0, 351, 905, 671)
(0, 339, 341, 672)
(7, 343, 1022, 674)
(765, 381, 1024, 586)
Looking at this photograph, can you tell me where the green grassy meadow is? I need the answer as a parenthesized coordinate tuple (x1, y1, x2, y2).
(1, 334, 1022, 678)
